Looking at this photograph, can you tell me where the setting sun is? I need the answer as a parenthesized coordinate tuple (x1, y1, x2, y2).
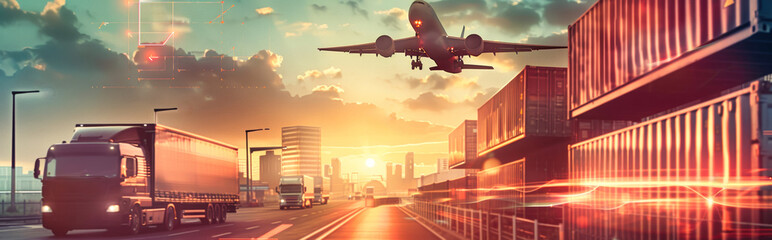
(365, 158, 376, 168)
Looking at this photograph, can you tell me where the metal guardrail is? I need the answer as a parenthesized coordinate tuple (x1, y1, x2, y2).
(0, 200, 42, 218)
(408, 201, 563, 240)
(0, 215, 41, 224)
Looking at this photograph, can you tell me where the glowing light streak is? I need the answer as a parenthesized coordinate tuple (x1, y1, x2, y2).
(209, 4, 235, 24)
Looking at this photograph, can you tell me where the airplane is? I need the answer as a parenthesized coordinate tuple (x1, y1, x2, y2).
(318, 0, 566, 74)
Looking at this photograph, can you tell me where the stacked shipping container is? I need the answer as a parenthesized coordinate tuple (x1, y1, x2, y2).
(569, 0, 772, 120)
(477, 66, 570, 161)
(567, 81, 772, 239)
(449, 120, 478, 168)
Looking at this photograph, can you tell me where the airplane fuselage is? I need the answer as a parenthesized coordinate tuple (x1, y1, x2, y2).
(408, 1, 462, 73)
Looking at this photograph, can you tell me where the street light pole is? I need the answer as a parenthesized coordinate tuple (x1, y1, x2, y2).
(8, 90, 39, 213)
(245, 128, 269, 205)
(154, 107, 178, 124)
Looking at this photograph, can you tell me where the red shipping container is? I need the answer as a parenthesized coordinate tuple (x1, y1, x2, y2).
(449, 120, 478, 169)
(477, 66, 570, 162)
(567, 80, 772, 239)
(569, 0, 772, 120)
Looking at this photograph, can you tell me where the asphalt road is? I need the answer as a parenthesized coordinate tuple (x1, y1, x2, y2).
(0, 200, 365, 240)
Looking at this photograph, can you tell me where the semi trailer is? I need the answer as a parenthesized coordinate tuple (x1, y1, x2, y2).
(34, 124, 239, 236)
(313, 176, 330, 205)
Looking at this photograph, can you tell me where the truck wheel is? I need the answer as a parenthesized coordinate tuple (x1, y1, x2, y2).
(309, 200, 313, 208)
(51, 228, 68, 237)
(164, 207, 177, 231)
(200, 205, 213, 224)
(218, 204, 227, 223)
(127, 205, 141, 235)
(279, 206, 284, 210)
(211, 205, 220, 224)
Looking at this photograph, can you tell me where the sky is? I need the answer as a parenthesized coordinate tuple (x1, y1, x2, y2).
(0, 0, 596, 181)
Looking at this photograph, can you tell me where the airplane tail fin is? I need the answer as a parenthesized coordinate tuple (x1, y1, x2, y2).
(462, 64, 494, 70)
(460, 25, 465, 38)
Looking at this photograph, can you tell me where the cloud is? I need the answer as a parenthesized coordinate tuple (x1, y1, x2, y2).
(375, 8, 406, 30)
(0, 1, 453, 171)
(399, 73, 479, 90)
(428, 0, 541, 36)
(42, 0, 65, 15)
(476, 31, 569, 71)
(280, 21, 328, 37)
(256, 7, 274, 15)
(310, 85, 345, 99)
(402, 88, 497, 112)
(521, 30, 568, 46)
(311, 4, 327, 12)
(543, 0, 596, 27)
(402, 92, 455, 112)
(297, 67, 343, 81)
(341, 0, 368, 19)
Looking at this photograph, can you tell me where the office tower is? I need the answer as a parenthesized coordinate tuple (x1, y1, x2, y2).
(281, 126, 322, 177)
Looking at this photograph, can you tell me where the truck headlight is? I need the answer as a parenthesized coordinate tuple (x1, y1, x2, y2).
(280, 199, 285, 203)
(106, 204, 120, 213)
(42, 205, 52, 213)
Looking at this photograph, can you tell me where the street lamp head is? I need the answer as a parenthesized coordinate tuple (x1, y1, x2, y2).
(12, 90, 40, 95)
(154, 107, 178, 112)
(246, 128, 269, 133)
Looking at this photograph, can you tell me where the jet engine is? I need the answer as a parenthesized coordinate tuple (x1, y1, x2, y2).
(375, 35, 395, 57)
(465, 34, 484, 56)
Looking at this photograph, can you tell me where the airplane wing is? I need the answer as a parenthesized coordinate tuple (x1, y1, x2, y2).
(318, 37, 425, 56)
(445, 36, 566, 55)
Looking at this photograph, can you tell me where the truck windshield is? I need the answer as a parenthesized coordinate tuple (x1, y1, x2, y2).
(280, 185, 302, 193)
(45, 154, 119, 178)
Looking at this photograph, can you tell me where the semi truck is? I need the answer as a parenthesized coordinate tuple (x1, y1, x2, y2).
(313, 176, 330, 205)
(276, 175, 315, 209)
(33, 124, 239, 236)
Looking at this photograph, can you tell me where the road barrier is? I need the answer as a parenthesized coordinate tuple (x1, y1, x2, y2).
(407, 200, 563, 240)
(0, 200, 41, 218)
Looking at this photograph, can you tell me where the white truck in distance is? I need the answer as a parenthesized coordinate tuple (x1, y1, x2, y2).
(313, 176, 330, 205)
(276, 175, 315, 210)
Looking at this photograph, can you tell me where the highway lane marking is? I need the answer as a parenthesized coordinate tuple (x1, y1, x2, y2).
(0, 225, 44, 233)
(211, 232, 232, 238)
(289, 217, 298, 221)
(302, 214, 309, 217)
(167, 229, 200, 237)
(215, 224, 234, 228)
(245, 225, 261, 230)
(271, 221, 282, 224)
(397, 206, 447, 240)
(256, 224, 293, 239)
(298, 207, 365, 240)
(312, 208, 366, 240)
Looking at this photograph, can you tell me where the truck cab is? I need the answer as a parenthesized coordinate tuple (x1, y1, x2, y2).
(276, 175, 315, 210)
(36, 142, 147, 236)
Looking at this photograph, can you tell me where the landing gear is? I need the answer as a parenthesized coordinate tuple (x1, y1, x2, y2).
(411, 57, 423, 70)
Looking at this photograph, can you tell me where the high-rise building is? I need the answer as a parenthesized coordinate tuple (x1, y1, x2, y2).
(331, 158, 343, 194)
(386, 162, 394, 192)
(405, 152, 414, 182)
(394, 164, 403, 190)
(281, 126, 322, 177)
(437, 158, 449, 172)
(259, 150, 282, 188)
(324, 164, 332, 177)
(332, 158, 341, 178)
